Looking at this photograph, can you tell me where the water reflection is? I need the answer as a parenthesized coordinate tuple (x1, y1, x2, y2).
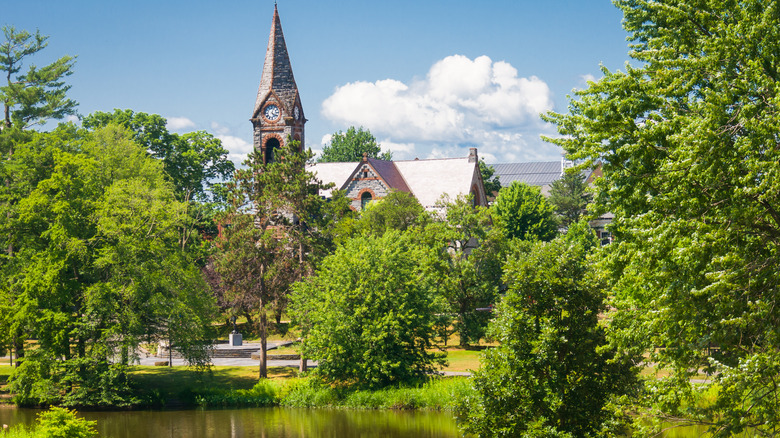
(0, 407, 463, 438)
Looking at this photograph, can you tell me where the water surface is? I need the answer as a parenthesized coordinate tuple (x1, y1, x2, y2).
(0, 406, 462, 438)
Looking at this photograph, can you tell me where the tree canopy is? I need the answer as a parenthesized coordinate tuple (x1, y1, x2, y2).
(0, 26, 77, 130)
(491, 181, 558, 242)
(457, 222, 636, 437)
(3, 124, 216, 407)
(290, 230, 444, 389)
(543, 0, 780, 433)
(478, 159, 501, 195)
(317, 126, 392, 162)
(547, 171, 591, 229)
(82, 109, 234, 203)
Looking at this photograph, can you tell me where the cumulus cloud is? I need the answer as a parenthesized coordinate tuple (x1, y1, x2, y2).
(322, 54, 560, 162)
(166, 116, 196, 131)
(211, 122, 252, 165)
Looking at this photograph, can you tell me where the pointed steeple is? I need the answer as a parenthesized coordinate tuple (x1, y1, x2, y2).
(253, 4, 299, 118)
(251, 4, 305, 161)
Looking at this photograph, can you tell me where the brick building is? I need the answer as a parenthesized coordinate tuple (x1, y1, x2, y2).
(252, 6, 487, 211)
(309, 148, 488, 211)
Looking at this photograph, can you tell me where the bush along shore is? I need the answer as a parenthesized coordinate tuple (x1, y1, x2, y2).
(190, 376, 473, 410)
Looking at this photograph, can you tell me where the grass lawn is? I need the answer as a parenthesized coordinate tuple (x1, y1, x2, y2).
(128, 365, 297, 404)
(438, 348, 482, 372)
(0, 365, 12, 403)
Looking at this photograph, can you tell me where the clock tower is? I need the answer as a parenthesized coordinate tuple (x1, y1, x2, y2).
(251, 5, 305, 164)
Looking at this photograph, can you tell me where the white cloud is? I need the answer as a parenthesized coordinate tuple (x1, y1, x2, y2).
(65, 115, 80, 124)
(166, 116, 196, 131)
(580, 74, 597, 84)
(218, 134, 253, 165)
(322, 54, 561, 162)
(379, 139, 416, 157)
(208, 122, 253, 165)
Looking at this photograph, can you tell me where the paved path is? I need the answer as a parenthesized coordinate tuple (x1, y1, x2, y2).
(3, 342, 473, 376)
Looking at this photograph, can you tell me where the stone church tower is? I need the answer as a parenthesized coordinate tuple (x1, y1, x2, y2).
(251, 5, 305, 164)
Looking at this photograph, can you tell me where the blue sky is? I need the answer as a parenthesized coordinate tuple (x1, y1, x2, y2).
(6, 1, 631, 164)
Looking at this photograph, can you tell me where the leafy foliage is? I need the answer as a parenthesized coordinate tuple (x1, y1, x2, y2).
(2, 124, 216, 407)
(457, 227, 636, 437)
(542, 0, 780, 434)
(354, 190, 428, 236)
(317, 126, 392, 162)
(82, 109, 234, 203)
(478, 159, 501, 195)
(548, 171, 591, 229)
(491, 181, 558, 241)
(430, 196, 505, 346)
(0, 27, 77, 129)
(291, 230, 445, 389)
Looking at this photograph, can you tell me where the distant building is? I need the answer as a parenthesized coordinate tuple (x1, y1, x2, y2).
(491, 158, 598, 196)
(309, 148, 488, 211)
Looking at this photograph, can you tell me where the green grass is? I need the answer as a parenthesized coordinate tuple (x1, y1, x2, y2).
(279, 376, 473, 410)
(269, 343, 300, 354)
(0, 425, 37, 438)
(128, 365, 298, 407)
(0, 365, 12, 404)
(438, 348, 482, 372)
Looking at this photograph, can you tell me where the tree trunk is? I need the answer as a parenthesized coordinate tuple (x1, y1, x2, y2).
(259, 308, 268, 379)
(299, 338, 307, 373)
(13, 336, 23, 368)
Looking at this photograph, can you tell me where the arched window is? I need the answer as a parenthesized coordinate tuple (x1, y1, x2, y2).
(361, 191, 373, 210)
(265, 137, 281, 164)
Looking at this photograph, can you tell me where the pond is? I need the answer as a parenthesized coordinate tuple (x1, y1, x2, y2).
(0, 406, 749, 437)
(0, 407, 463, 438)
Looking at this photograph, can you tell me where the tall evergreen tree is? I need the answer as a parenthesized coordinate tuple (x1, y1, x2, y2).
(0, 26, 76, 130)
(213, 141, 349, 378)
(548, 171, 591, 229)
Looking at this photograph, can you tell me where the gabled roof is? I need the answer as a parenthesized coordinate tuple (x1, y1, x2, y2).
(253, 5, 299, 117)
(308, 153, 484, 210)
(365, 158, 411, 194)
(308, 161, 356, 197)
(393, 157, 480, 209)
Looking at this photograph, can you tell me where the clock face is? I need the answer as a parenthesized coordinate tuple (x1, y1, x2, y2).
(293, 106, 300, 120)
(264, 104, 280, 121)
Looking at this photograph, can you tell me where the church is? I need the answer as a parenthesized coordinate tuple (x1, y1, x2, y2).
(251, 5, 487, 211)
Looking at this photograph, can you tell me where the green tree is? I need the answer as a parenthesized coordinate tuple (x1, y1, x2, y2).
(457, 222, 636, 437)
(357, 190, 427, 234)
(82, 109, 234, 203)
(491, 181, 558, 241)
(290, 230, 445, 389)
(543, 0, 780, 434)
(479, 159, 501, 195)
(431, 195, 505, 346)
(213, 140, 349, 378)
(317, 126, 392, 162)
(0, 26, 77, 130)
(547, 171, 592, 229)
(5, 124, 216, 407)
